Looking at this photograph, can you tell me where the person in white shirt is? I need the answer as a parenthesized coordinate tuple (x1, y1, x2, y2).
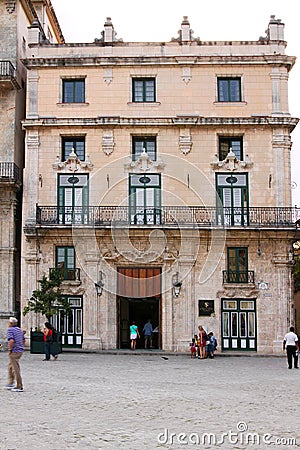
(283, 327, 299, 369)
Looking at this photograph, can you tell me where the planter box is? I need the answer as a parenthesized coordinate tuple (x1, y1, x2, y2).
(30, 330, 62, 354)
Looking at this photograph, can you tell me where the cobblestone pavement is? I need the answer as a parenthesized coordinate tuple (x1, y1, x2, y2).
(0, 351, 299, 450)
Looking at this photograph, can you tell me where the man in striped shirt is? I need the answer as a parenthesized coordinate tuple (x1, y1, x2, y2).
(5, 317, 25, 392)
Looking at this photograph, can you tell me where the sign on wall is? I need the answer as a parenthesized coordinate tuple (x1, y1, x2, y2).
(198, 300, 214, 316)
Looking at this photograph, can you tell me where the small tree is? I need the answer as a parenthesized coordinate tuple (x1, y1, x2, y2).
(23, 269, 71, 322)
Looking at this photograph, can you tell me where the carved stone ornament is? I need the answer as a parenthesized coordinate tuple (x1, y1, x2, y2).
(217, 287, 259, 299)
(6, 1, 16, 13)
(210, 148, 253, 172)
(179, 133, 193, 155)
(102, 131, 114, 155)
(181, 67, 191, 85)
(124, 149, 165, 173)
(103, 68, 113, 86)
(53, 148, 94, 172)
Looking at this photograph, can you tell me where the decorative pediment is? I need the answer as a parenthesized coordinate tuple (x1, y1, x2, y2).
(210, 148, 253, 171)
(53, 148, 93, 172)
(124, 149, 165, 173)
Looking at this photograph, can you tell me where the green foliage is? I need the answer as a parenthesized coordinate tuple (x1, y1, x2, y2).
(294, 255, 300, 293)
(23, 269, 71, 321)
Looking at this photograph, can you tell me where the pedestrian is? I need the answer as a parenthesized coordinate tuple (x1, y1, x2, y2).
(207, 332, 216, 359)
(129, 321, 140, 350)
(190, 338, 197, 358)
(283, 326, 299, 369)
(5, 317, 25, 392)
(43, 322, 58, 361)
(142, 319, 153, 349)
(198, 325, 207, 359)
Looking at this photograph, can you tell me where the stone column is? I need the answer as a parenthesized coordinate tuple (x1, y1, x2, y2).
(272, 130, 292, 207)
(0, 194, 18, 334)
(24, 130, 39, 225)
(270, 68, 281, 115)
(27, 70, 39, 118)
(272, 253, 293, 353)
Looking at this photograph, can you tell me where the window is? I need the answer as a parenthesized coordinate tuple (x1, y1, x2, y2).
(62, 137, 85, 161)
(56, 246, 76, 280)
(219, 137, 243, 161)
(227, 247, 248, 283)
(132, 78, 156, 102)
(216, 173, 249, 226)
(129, 173, 161, 224)
(217, 77, 241, 102)
(58, 174, 89, 224)
(62, 79, 85, 103)
(132, 137, 156, 161)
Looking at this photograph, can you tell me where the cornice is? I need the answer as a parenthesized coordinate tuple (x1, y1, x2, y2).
(21, 54, 296, 70)
(22, 116, 299, 131)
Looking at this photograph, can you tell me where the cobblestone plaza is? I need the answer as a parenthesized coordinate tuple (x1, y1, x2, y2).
(0, 351, 299, 449)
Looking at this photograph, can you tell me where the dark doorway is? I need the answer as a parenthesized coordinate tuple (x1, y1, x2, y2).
(118, 296, 160, 349)
(117, 266, 162, 349)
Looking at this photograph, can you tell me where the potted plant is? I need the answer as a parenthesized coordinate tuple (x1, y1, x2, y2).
(23, 269, 71, 354)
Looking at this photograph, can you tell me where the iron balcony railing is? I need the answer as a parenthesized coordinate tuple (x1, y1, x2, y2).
(223, 270, 255, 284)
(0, 60, 15, 77)
(0, 60, 19, 88)
(36, 206, 300, 228)
(49, 268, 81, 282)
(0, 162, 20, 181)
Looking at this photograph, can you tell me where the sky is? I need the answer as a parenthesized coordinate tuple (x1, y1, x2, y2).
(51, 0, 300, 205)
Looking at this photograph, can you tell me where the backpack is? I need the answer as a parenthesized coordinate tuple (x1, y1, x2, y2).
(214, 338, 218, 350)
(51, 327, 58, 342)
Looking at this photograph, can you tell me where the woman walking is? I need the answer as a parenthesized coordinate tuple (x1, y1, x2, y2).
(43, 322, 58, 361)
(198, 325, 207, 359)
(129, 321, 140, 350)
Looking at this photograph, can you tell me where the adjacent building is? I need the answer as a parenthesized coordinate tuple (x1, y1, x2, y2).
(0, 0, 63, 339)
(21, 14, 299, 353)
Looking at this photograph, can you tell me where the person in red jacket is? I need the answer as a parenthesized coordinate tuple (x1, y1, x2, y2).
(43, 322, 58, 361)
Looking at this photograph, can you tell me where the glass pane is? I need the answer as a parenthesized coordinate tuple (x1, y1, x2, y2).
(76, 310, 82, 333)
(133, 80, 143, 101)
(145, 80, 155, 101)
(223, 301, 237, 309)
(231, 140, 242, 160)
(240, 301, 254, 310)
(69, 298, 81, 307)
(67, 248, 75, 268)
(248, 312, 255, 337)
(218, 79, 229, 102)
(240, 312, 247, 337)
(230, 79, 241, 101)
(238, 249, 247, 271)
(68, 310, 74, 333)
(75, 80, 85, 102)
(222, 312, 229, 336)
(231, 312, 238, 337)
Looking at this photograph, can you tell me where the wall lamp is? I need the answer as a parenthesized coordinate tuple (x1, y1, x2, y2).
(95, 271, 104, 296)
(172, 272, 182, 298)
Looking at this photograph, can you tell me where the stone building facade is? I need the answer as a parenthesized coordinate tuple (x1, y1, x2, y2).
(0, 0, 63, 337)
(21, 14, 300, 353)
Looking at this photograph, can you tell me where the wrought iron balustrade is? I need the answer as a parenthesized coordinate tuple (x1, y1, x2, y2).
(49, 267, 80, 282)
(0, 60, 19, 88)
(36, 205, 300, 228)
(223, 270, 255, 284)
(0, 162, 20, 180)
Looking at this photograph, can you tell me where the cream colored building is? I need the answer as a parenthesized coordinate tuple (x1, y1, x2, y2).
(0, 0, 63, 339)
(21, 15, 300, 353)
